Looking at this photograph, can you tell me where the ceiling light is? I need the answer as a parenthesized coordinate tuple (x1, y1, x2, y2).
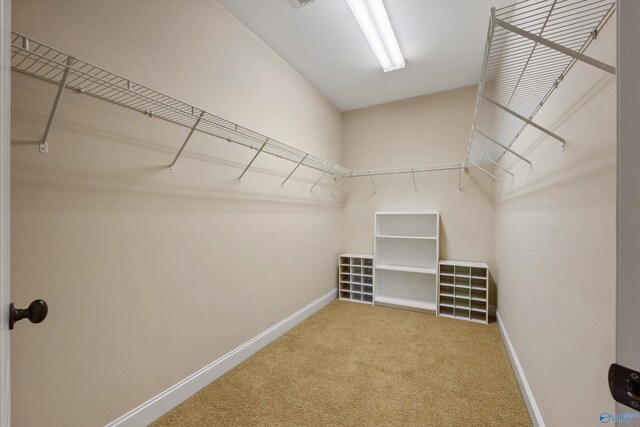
(346, 0, 405, 72)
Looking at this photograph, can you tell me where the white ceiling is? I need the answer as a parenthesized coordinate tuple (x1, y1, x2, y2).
(218, 0, 514, 111)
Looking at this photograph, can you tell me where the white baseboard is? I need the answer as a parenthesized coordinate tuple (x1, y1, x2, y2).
(495, 310, 545, 427)
(105, 289, 337, 427)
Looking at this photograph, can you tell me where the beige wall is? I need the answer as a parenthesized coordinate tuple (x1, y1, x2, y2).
(494, 17, 617, 427)
(340, 85, 497, 304)
(10, 1, 343, 426)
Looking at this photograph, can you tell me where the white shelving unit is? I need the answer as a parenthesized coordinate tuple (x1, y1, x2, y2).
(373, 212, 439, 313)
(438, 260, 489, 324)
(339, 254, 374, 305)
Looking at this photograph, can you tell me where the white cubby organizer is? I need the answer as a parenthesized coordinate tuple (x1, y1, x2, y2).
(438, 260, 489, 324)
(339, 254, 374, 305)
(373, 212, 439, 313)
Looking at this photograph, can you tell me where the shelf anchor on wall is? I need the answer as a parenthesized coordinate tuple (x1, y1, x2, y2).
(369, 174, 377, 195)
(169, 110, 205, 173)
(39, 55, 75, 154)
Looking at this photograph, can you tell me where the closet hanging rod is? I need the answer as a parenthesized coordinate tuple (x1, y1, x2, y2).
(10, 31, 350, 182)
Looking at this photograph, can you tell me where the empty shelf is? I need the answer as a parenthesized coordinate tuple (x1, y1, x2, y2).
(375, 264, 437, 275)
(376, 235, 437, 240)
(374, 295, 436, 312)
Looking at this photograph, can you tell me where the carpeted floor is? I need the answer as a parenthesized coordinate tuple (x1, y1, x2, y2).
(152, 300, 531, 427)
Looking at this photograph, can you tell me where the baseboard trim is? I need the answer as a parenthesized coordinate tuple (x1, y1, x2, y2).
(495, 310, 545, 427)
(105, 289, 337, 427)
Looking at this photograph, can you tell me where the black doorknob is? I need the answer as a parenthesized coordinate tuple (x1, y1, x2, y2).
(9, 299, 48, 330)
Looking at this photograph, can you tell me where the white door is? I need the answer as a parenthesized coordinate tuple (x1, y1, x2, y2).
(0, 1, 11, 426)
(614, 0, 640, 424)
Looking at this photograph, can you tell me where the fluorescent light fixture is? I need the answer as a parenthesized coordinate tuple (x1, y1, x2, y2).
(346, 0, 405, 72)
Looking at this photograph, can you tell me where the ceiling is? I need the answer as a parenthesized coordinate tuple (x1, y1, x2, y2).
(218, 0, 515, 111)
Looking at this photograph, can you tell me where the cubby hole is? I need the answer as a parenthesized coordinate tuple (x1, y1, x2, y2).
(352, 258, 361, 266)
(362, 258, 373, 267)
(440, 264, 455, 275)
(362, 294, 373, 303)
(455, 308, 470, 319)
(471, 289, 487, 301)
(361, 284, 373, 295)
(351, 293, 362, 301)
(340, 291, 350, 299)
(363, 267, 373, 276)
(439, 284, 454, 297)
(340, 257, 350, 265)
(439, 306, 454, 317)
(351, 284, 362, 293)
(455, 298, 470, 309)
(471, 300, 486, 311)
(340, 265, 350, 274)
(470, 277, 486, 289)
(471, 311, 486, 322)
(352, 275, 362, 284)
(441, 275, 454, 286)
(440, 295, 454, 306)
(455, 266, 471, 277)
(455, 287, 470, 298)
(362, 276, 373, 285)
(471, 267, 487, 278)
(455, 276, 470, 287)
(340, 273, 350, 282)
(351, 266, 362, 275)
(340, 282, 350, 291)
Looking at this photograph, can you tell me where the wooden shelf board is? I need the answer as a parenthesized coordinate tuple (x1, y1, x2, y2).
(375, 264, 437, 275)
(376, 234, 437, 240)
(374, 295, 436, 312)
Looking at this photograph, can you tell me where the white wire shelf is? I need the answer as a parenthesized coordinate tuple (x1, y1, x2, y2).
(10, 31, 349, 184)
(466, 0, 616, 180)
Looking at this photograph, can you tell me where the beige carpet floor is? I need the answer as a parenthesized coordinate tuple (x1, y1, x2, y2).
(152, 300, 531, 427)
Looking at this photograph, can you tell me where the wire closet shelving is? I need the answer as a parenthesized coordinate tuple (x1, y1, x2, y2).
(10, 31, 353, 186)
(10, 0, 617, 193)
(466, 0, 616, 181)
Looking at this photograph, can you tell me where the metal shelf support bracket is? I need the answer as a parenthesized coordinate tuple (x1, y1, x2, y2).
(494, 16, 616, 75)
(470, 146, 514, 177)
(468, 160, 503, 184)
(39, 55, 74, 153)
(475, 129, 532, 168)
(169, 110, 205, 173)
(238, 140, 268, 182)
(310, 164, 332, 191)
(481, 95, 565, 148)
(281, 154, 307, 186)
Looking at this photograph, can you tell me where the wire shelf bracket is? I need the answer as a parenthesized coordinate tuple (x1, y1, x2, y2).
(39, 55, 74, 153)
(466, 0, 616, 176)
(169, 110, 205, 173)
